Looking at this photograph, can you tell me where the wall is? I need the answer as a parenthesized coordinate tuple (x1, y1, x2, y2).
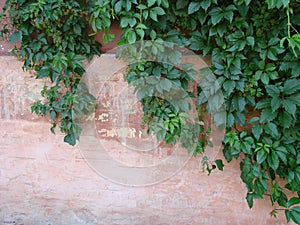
(0, 1, 293, 224)
(0, 55, 293, 225)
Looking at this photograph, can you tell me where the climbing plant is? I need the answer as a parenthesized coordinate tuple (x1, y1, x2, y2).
(1, 0, 300, 223)
(0, 0, 113, 145)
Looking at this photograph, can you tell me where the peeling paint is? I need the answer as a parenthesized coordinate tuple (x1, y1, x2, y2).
(97, 113, 109, 122)
(98, 127, 138, 139)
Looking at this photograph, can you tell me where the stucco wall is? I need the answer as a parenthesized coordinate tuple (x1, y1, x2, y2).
(0, 0, 294, 222)
(0, 55, 293, 225)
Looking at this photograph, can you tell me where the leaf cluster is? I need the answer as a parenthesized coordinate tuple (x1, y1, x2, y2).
(114, 0, 300, 223)
(1, 0, 107, 145)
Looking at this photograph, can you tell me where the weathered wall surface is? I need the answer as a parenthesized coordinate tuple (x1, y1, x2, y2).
(0, 1, 294, 222)
(0, 55, 293, 225)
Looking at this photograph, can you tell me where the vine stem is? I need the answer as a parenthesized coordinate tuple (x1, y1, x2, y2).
(274, 208, 288, 211)
(287, 5, 291, 38)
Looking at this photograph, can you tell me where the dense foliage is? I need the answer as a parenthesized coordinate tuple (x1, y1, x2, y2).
(1, 0, 300, 223)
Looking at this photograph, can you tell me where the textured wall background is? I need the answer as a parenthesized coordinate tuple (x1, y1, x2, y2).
(0, 0, 294, 222)
(0, 55, 293, 225)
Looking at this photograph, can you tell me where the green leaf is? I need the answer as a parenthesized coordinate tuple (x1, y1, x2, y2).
(136, 88, 147, 100)
(252, 124, 262, 140)
(278, 111, 293, 128)
(285, 210, 291, 223)
(150, 30, 156, 40)
(241, 140, 253, 155)
(227, 112, 235, 127)
(233, 111, 246, 126)
(168, 50, 182, 65)
(246, 193, 253, 208)
(114, 1, 122, 13)
(281, 0, 290, 8)
(50, 110, 56, 121)
(161, 0, 169, 8)
(73, 24, 81, 34)
(167, 69, 180, 79)
(266, 85, 280, 97)
(127, 30, 136, 44)
(260, 108, 278, 123)
(177, 99, 189, 112)
(271, 97, 281, 112)
(188, 2, 201, 14)
(64, 133, 76, 146)
(276, 147, 288, 165)
(267, 47, 278, 60)
(213, 111, 226, 129)
(283, 79, 300, 95)
(232, 96, 246, 111)
(150, 10, 158, 21)
(290, 206, 300, 225)
(253, 178, 268, 197)
(200, 0, 211, 11)
(288, 197, 300, 207)
(176, 0, 189, 9)
(223, 10, 234, 23)
(248, 117, 259, 124)
(288, 94, 300, 106)
(136, 29, 145, 39)
(238, 97, 246, 111)
(261, 72, 269, 84)
(281, 99, 296, 116)
(209, 8, 223, 25)
(267, 151, 279, 170)
(246, 36, 255, 47)
(152, 7, 165, 15)
(9, 30, 22, 45)
(256, 98, 271, 109)
(264, 123, 279, 138)
(37, 66, 51, 79)
(223, 80, 235, 95)
(120, 17, 129, 28)
(256, 149, 268, 164)
(159, 78, 173, 91)
(215, 159, 224, 171)
(146, 76, 159, 84)
(148, 0, 156, 7)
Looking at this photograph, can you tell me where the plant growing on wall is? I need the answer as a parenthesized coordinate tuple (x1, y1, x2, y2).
(1, 0, 300, 223)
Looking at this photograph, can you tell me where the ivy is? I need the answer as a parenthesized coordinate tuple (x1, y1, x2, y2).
(1, 0, 300, 224)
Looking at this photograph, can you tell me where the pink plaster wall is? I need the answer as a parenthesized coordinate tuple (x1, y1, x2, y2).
(0, 0, 295, 222)
(0, 56, 294, 225)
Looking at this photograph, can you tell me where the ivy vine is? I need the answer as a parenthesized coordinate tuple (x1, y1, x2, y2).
(1, 0, 300, 223)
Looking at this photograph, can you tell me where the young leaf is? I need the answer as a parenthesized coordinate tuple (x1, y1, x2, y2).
(256, 149, 268, 164)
